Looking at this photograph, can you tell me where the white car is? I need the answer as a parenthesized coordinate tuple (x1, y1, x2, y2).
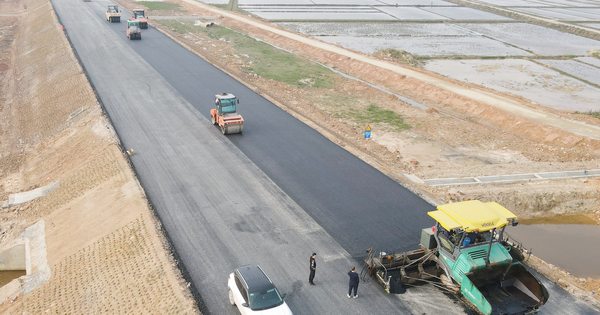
(228, 265, 293, 315)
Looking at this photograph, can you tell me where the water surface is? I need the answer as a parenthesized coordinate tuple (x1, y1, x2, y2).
(507, 222, 600, 278)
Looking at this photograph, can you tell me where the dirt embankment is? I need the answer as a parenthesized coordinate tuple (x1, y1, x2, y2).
(0, 0, 199, 313)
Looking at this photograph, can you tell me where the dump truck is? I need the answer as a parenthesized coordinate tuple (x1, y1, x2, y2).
(105, 5, 121, 23)
(126, 20, 141, 40)
(211, 93, 244, 135)
(132, 9, 148, 29)
(363, 200, 549, 315)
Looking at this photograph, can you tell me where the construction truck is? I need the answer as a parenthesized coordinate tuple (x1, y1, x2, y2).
(211, 93, 244, 135)
(105, 5, 121, 23)
(126, 20, 141, 40)
(363, 200, 549, 315)
(132, 9, 148, 29)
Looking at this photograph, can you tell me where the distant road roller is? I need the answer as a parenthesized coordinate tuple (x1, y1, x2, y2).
(105, 5, 121, 23)
(126, 20, 141, 40)
(132, 9, 148, 29)
(211, 93, 244, 135)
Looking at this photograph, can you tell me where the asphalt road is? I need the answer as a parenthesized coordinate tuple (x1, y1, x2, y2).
(99, 13, 435, 259)
(49, 0, 599, 314)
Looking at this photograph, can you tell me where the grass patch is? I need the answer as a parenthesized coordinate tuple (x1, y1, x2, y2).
(375, 48, 422, 67)
(196, 24, 335, 88)
(334, 104, 411, 131)
(156, 19, 196, 34)
(210, 3, 252, 15)
(359, 104, 411, 131)
(574, 110, 600, 119)
(137, 1, 181, 11)
(155, 20, 335, 87)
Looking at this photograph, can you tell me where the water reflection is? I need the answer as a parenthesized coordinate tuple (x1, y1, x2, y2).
(507, 222, 600, 278)
(0, 270, 26, 287)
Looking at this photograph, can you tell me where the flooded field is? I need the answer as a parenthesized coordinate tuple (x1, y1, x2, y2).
(241, 9, 396, 21)
(230, 0, 457, 5)
(318, 34, 531, 56)
(579, 23, 600, 30)
(277, 22, 468, 36)
(424, 59, 600, 112)
(476, 0, 600, 8)
(228, 0, 517, 21)
(513, 7, 600, 20)
(538, 59, 600, 86)
(278, 22, 532, 56)
(577, 56, 600, 68)
(374, 7, 451, 20)
(473, 0, 549, 6)
(507, 222, 600, 278)
(461, 23, 600, 56)
(419, 6, 512, 20)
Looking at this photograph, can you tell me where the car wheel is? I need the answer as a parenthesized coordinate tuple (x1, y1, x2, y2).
(228, 288, 235, 306)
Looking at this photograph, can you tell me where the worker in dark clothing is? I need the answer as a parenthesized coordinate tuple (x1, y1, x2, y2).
(347, 266, 359, 298)
(309, 253, 317, 285)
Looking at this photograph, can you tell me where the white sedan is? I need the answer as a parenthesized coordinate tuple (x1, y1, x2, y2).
(228, 265, 293, 315)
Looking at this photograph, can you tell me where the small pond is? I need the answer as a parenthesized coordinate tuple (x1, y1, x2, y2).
(507, 214, 600, 279)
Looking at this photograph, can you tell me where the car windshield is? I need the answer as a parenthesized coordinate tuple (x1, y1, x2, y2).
(220, 98, 236, 114)
(248, 288, 283, 310)
(135, 13, 144, 18)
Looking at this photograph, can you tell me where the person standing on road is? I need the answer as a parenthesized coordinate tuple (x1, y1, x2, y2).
(347, 266, 359, 298)
(309, 253, 317, 285)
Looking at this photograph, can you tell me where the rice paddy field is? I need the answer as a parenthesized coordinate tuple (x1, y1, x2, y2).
(200, 0, 600, 112)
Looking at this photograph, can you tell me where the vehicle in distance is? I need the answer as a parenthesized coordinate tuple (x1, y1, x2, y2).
(228, 265, 292, 315)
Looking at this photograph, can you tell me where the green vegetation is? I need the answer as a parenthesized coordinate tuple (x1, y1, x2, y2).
(161, 20, 336, 88)
(334, 104, 410, 131)
(138, 1, 181, 11)
(574, 110, 600, 119)
(209, 0, 257, 17)
(376, 48, 422, 67)
(156, 19, 194, 34)
(211, 4, 229, 10)
(359, 104, 411, 131)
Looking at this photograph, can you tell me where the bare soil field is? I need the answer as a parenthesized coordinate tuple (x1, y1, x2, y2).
(0, 0, 598, 313)
(0, 0, 199, 313)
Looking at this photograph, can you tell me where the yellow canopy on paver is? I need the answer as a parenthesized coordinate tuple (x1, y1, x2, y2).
(428, 200, 517, 232)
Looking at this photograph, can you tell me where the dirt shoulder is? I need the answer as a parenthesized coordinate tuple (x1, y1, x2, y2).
(0, 0, 199, 313)
(117, 0, 599, 304)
